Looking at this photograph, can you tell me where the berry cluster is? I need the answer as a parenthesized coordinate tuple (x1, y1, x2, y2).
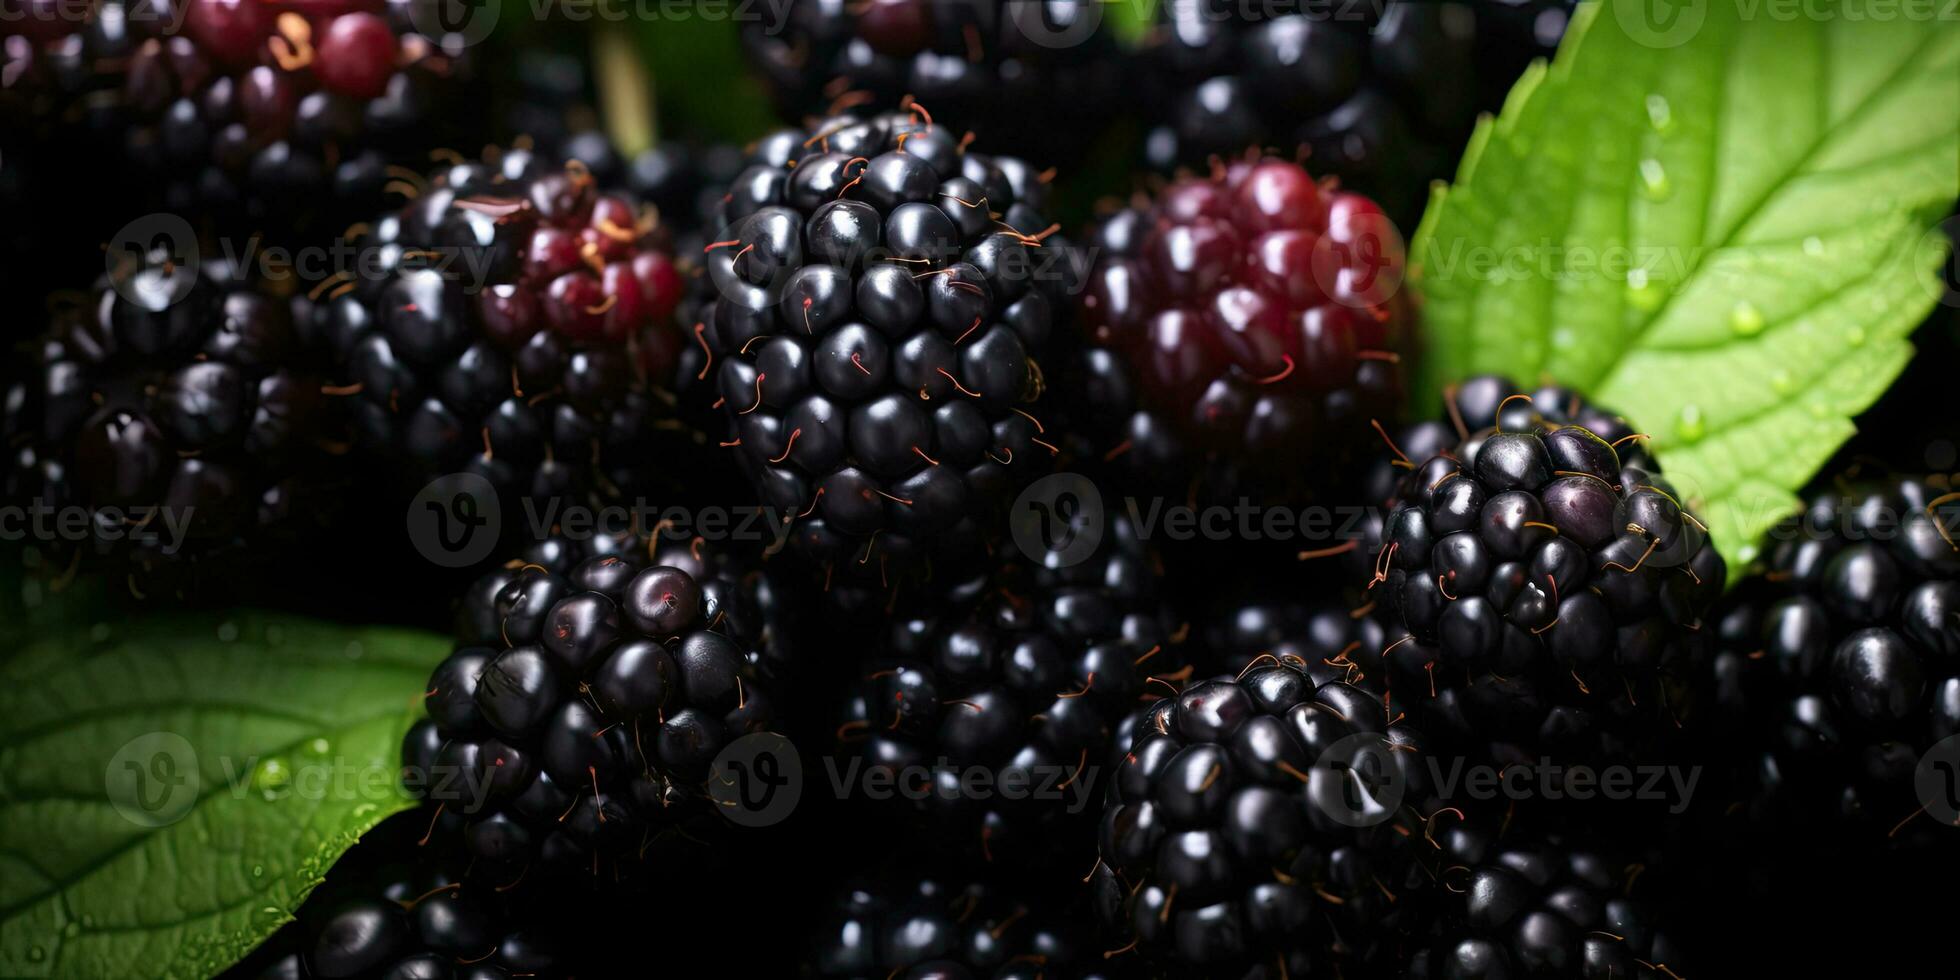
(1072, 156, 1409, 505)
(838, 514, 1183, 862)
(1090, 657, 1430, 973)
(2, 0, 469, 230)
(741, 0, 1124, 163)
(297, 147, 689, 511)
(812, 874, 1097, 979)
(1712, 474, 1960, 832)
(406, 530, 795, 869)
(1135, 0, 1575, 220)
(1368, 376, 1726, 763)
(3, 248, 337, 590)
(694, 107, 1071, 583)
(1403, 826, 1687, 978)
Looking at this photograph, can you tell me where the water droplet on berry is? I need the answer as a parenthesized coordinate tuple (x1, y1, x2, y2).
(1729, 301, 1764, 337)
(1638, 159, 1670, 200)
(1675, 404, 1705, 443)
(1645, 94, 1673, 132)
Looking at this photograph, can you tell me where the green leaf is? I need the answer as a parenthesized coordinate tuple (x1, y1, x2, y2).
(1106, 0, 1157, 45)
(634, 11, 778, 144)
(0, 609, 447, 978)
(1410, 0, 1960, 578)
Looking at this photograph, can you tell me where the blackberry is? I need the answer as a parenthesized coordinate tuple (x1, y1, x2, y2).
(1206, 598, 1388, 677)
(3, 246, 338, 591)
(1401, 825, 1687, 979)
(693, 106, 1071, 584)
(1136, 1, 1575, 222)
(1367, 376, 1726, 764)
(297, 147, 692, 514)
(408, 529, 797, 870)
(742, 0, 1124, 164)
(812, 873, 1102, 979)
(2, 0, 471, 234)
(1068, 156, 1409, 506)
(1090, 657, 1431, 974)
(1709, 472, 1960, 835)
(836, 514, 1184, 863)
(234, 813, 571, 979)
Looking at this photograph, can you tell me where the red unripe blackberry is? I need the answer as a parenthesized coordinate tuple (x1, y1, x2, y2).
(1069, 156, 1410, 505)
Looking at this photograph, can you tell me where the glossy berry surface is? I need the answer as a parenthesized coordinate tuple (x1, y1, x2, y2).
(407, 530, 796, 869)
(693, 107, 1071, 582)
(1402, 827, 1687, 979)
(1090, 657, 1430, 974)
(1710, 473, 1960, 834)
(1368, 376, 1726, 763)
(741, 0, 1124, 164)
(811, 874, 1099, 979)
(1136, 0, 1576, 221)
(1071, 157, 1409, 504)
(1, 0, 471, 232)
(3, 248, 335, 589)
(241, 812, 572, 979)
(298, 148, 690, 510)
(838, 515, 1183, 863)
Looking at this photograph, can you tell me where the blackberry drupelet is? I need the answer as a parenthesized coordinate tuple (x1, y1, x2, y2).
(1401, 825, 1687, 979)
(3, 246, 338, 591)
(1090, 657, 1431, 974)
(235, 813, 571, 979)
(694, 106, 1071, 585)
(1206, 598, 1389, 676)
(741, 0, 1124, 163)
(1366, 376, 1726, 764)
(812, 873, 1102, 979)
(1, 0, 471, 233)
(297, 147, 692, 513)
(1136, 1, 1575, 222)
(408, 530, 796, 871)
(1069, 156, 1409, 506)
(837, 514, 1184, 864)
(1710, 472, 1960, 835)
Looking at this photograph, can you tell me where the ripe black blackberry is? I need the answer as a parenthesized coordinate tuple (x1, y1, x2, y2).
(232, 812, 571, 979)
(3, 246, 339, 592)
(1090, 657, 1431, 974)
(837, 514, 1184, 864)
(1367, 375, 1726, 764)
(296, 147, 694, 513)
(1206, 598, 1389, 676)
(407, 529, 797, 871)
(1709, 472, 1960, 836)
(741, 0, 1124, 164)
(1401, 824, 1687, 979)
(1136, 1, 1575, 222)
(812, 872, 1101, 979)
(2, 0, 470, 233)
(1067, 156, 1410, 507)
(693, 106, 1070, 584)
